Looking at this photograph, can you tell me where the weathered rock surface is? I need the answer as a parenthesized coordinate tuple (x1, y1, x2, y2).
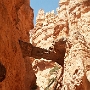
(31, 0, 90, 90)
(59, 0, 90, 89)
(0, 0, 36, 90)
(19, 40, 66, 66)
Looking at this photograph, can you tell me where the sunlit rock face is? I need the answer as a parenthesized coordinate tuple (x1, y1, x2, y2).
(31, 0, 90, 89)
(59, 0, 90, 90)
(31, 10, 66, 88)
(0, 0, 36, 90)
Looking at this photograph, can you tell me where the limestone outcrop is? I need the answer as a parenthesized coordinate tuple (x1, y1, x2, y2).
(0, 0, 36, 90)
(31, 0, 90, 89)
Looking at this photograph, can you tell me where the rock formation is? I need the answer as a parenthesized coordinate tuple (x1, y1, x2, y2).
(2, 0, 90, 89)
(58, 0, 90, 89)
(31, 0, 90, 89)
(0, 0, 36, 90)
(19, 39, 66, 66)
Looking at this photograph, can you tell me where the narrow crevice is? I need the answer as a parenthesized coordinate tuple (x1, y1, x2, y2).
(0, 62, 6, 82)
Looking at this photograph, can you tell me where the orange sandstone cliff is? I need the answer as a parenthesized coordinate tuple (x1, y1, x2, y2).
(0, 0, 36, 90)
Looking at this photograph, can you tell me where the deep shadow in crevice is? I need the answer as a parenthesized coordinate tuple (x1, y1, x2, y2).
(0, 62, 6, 82)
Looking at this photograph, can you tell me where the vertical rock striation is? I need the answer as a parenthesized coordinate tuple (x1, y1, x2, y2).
(0, 0, 36, 90)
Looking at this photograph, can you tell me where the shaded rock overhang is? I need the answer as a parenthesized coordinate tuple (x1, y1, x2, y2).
(19, 39, 66, 66)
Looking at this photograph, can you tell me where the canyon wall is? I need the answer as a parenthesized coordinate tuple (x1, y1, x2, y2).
(0, 0, 36, 90)
(59, 0, 90, 90)
(31, 0, 90, 89)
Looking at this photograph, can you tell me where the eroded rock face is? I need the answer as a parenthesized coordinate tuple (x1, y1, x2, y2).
(63, 31, 89, 90)
(31, 0, 90, 89)
(0, 0, 36, 90)
(19, 39, 66, 66)
(59, 0, 90, 90)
